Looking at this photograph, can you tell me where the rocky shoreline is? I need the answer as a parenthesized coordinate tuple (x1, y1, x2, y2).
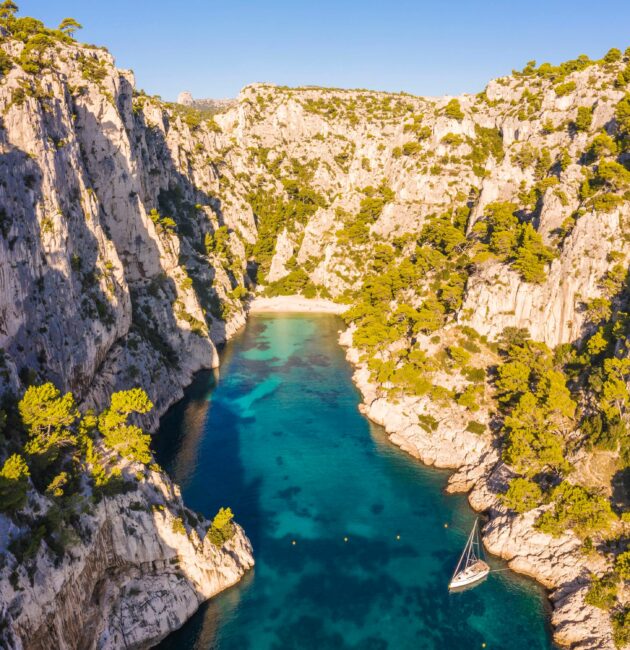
(338, 327, 616, 650)
(1, 460, 254, 650)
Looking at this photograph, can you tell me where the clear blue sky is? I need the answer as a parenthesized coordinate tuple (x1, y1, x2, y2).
(18, 0, 630, 101)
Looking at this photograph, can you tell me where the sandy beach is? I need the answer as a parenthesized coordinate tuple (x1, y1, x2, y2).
(247, 295, 348, 314)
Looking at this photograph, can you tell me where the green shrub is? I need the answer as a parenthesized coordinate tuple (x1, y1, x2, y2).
(205, 226, 230, 257)
(441, 133, 464, 146)
(98, 389, 154, 464)
(466, 420, 486, 435)
(418, 413, 439, 432)
(512, 143, 539, 169)
(456, 384, 482, 411)
(501, 478, 543, 514)
(0, 454, 30, 513)
(574, 106, 593, 132)
(463, 366, 486, 382)
(447, 345, 471, 366)
(584, 574, 617, 610)
(512, 224, 555, 283)
(615, 550, 630, 580)
(467, 125, 504, 171)
(20, 383, 79, 459)
(402, 141, 422, 156)
(603, 48, 622, 63)
(79, 54, 108, 83)
(17, 32, 56, 74)
(612, 607, 629, 648)
(588, 133, 617, 160)
(535, 482, 616, 538)
(0, 49, 13, 76)
(444, 98, 464, 120)
(206, 507, 235, 547)
(171, 517, 186, 536)
(615, 94, 630, 140)
(149, 208, 177, 234)
(554, 81, 576, 97)
(230, 285, 249, 301)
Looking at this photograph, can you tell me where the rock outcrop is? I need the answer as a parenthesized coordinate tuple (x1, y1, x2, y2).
(0, 463, 253, 650)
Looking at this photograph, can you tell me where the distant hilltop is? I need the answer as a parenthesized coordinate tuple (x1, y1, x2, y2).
(177, 91, 236, 113)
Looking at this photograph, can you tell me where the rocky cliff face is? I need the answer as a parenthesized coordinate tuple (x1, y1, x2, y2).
(0, 461, 253, 650)
(3, 35, 628, 429)
(0, 32, 257, 650)
(0, 42, 237, 426)
(0, 20, 629, 650)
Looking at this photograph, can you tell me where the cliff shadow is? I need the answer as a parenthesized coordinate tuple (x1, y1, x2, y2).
(118, 78, 242, 345)
(0, 129, 126, 400)
(73, 80, 231, 412)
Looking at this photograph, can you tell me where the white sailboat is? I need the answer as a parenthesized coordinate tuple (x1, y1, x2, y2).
(448, 518, 490, 590)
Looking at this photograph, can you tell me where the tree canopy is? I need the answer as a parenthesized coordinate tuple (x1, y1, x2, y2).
(98, 388, 154, 464)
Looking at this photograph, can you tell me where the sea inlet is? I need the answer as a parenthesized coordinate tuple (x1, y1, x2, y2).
(154, 314, 555, 650)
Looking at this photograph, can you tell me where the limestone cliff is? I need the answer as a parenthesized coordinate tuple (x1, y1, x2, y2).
(0, 21, 256, 650)
(0, 12, 629, 650)
(0, 461, 253, 649)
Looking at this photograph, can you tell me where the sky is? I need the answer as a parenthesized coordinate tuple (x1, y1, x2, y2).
(18, 0, 630, 102)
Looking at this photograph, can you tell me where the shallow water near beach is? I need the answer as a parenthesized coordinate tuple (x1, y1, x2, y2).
(154, 314, 555, 650)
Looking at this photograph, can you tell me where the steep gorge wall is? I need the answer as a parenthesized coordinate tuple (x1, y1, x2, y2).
(0, 40, 259, 650)
(1, 31, 629, 650)
(1, 462, 253, 650)
(0, 43, 253, 429)
(3, 42, 629, 418)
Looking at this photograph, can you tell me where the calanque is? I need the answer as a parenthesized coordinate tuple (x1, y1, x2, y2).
(0, 2, 628, 648)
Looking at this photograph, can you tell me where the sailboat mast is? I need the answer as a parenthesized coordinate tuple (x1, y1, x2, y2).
(466, 519, 477, 566)
(451, 518, 477, 580)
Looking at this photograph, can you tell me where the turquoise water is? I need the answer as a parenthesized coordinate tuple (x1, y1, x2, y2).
(154, 314, 555, 650)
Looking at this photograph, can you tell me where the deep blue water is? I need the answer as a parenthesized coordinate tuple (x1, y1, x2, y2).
(154, 314, 555, 650)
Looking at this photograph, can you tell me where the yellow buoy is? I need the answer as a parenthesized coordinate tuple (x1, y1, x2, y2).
(444, 523, 449, 528)
(482, 643, 486, 648)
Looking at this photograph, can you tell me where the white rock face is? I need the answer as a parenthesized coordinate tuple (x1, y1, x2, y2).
(267, 228, 295, 281)
(0, 42, 254, 428)
(0, 32, 628, 650)
(461, 206, 629, 347)
(0, 466, 253, 650)
(178, 91, 194, 106)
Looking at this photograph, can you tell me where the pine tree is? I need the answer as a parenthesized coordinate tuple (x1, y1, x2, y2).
(19, 383, 79, 457)
(98, 389, 153, 464)
(502, 478, 543, 513)
(206, 507, 235, 547)
(0, 454, 30, 512)
(58, 17, 82, 37)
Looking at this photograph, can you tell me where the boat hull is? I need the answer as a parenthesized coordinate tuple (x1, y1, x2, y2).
(448, 567, 490, 591)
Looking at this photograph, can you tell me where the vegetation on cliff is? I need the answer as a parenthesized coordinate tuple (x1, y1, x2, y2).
(0, 2, 629, 644)
(0, 383, 156, 565)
